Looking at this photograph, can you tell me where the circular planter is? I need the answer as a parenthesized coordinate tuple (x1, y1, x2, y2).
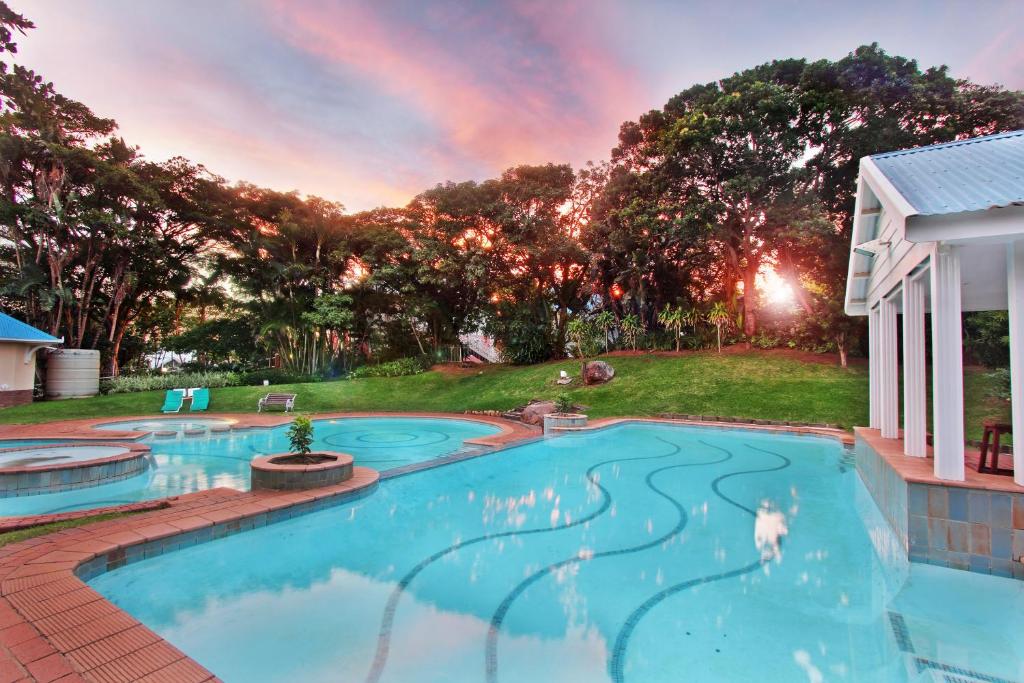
(543, 413, 588, 434)
(250, 451, 354, 491)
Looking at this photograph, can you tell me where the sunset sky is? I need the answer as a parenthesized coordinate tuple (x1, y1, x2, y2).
(15, 0, 1024, 211)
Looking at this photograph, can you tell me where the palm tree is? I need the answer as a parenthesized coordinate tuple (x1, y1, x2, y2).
(594, 310, 615, 354)
(657, 304, 686, 352)
(706, 302, 731, 353)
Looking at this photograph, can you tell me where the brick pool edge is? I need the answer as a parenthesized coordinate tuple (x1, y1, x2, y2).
(0, 467, 379, 682)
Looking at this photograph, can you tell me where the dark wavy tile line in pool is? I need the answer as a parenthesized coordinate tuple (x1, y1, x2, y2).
(363, 437, 688, 683)
(888, 611, 1014, 683)
(484, 439, 733, 683)
(607, 443, 792, 683)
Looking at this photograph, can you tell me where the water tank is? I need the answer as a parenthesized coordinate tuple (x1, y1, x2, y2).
(46, 349, 100, 399)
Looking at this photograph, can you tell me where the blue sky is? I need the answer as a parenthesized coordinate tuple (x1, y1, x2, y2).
(14, 0, 1023, 210)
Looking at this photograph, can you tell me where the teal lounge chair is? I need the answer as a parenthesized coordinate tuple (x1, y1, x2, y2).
(161, 389, 185, 413)
(190, 388, 210, 412)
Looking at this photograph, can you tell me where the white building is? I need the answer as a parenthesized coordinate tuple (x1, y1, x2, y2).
(844, 130, 1024, 486)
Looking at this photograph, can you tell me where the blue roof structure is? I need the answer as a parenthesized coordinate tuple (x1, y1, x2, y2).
(0, 312, 61, 343)
(870, 129, 1024, 216)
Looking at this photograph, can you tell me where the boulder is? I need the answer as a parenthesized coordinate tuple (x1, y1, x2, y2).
(521, 401, 557, 425)
(583, 360, 615, 385)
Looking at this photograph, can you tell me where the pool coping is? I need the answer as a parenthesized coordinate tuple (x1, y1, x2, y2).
(0, 413, 851, 682)
(0, 467, 380, 682)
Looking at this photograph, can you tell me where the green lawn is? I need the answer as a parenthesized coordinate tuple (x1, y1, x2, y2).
(0, 351, 1008, 439)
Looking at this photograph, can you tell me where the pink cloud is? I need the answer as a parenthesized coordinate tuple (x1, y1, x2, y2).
(266, 0, 646, 173)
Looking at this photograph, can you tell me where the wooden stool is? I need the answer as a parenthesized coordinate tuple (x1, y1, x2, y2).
(978, 421, 1013, 475)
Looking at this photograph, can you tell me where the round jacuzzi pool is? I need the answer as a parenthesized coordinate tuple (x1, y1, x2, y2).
(0, 442, 152, 497)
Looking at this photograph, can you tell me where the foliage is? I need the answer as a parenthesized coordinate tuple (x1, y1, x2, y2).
(706, 302, 731, 353)
(487, 301, 555, 365)
(348, 356, 431, 379)
(619, 314, 643, 351)
(566, 317, 601, 359)
(593, 310, 616, 353)
(101, 370, 239, 394)
(2, 3, 1023, 375)
(554, 393, 574, 413)
(286, 415, 314, 455)
(964, 312, 1009, 368)
(3, 353, 1010, 442)
(237, 369, 322, 386)
(985, 367, 1011, 402)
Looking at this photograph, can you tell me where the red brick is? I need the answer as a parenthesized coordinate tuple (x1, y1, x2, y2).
(26, 652, 75, 682)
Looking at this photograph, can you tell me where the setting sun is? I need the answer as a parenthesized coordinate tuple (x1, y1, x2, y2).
(758, 266, 794, 306)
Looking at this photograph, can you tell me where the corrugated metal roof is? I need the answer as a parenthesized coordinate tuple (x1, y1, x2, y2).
(870, 129, 1024, 215)
(0, 312, 61, 343)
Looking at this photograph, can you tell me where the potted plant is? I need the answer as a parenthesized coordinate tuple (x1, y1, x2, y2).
(250, 416, 354, 489)
(544, 392, 588, 434)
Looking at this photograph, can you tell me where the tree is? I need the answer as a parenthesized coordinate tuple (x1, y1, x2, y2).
(657, 304, 687, 352)
(619, 313, 643, 351)
(707, 302, 731, 353)
(594, 309, 616, 353)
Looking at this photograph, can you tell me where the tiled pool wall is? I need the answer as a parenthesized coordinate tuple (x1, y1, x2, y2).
(75, 483, 379, 582)
(855, 433, 1024, 580)
(0, 450, 150, 497)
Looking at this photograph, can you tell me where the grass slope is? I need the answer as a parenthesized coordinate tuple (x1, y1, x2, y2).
(0, 351, 1007, 439)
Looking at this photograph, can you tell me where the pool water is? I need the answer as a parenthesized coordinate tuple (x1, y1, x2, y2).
(89, 423, 1024, 682)
(0, 445, 130, 469)
(93, 418, 233, 433)
(0, 417, 498, 515)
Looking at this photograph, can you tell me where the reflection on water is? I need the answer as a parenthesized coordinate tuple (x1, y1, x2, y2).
(0, 418, 500, 516)
(89, 424, 1024, 683)
(754, 502, 788, 562)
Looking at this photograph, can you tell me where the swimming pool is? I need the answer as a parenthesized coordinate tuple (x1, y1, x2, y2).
(89, 423, 1024, 682)
(0, 417, 499, 515)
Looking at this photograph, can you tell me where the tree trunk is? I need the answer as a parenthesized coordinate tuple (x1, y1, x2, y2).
(717, 325, 722, 353)
(742, 267, 757, 339)
(837, 332, 848, 368)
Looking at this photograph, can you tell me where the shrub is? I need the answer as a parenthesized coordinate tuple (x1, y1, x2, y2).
(349, 356, 431, 379)
(964, 311, 1009, 368)
(287, 416, 314, 455)
(102, 370, 240, 394)
(554, 393, 574, 413)
(986, 367, 1011, 401)
(238, 369, 322, 386)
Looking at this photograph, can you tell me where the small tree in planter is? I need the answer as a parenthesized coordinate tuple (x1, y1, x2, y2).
(286, 415, 314, 460)
(554, 393, 575, 414)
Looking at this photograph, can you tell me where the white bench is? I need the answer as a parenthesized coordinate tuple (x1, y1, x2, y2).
(257, 393, 296, 413)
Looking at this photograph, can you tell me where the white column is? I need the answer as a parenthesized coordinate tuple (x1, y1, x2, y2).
(902, 274, 927, 456)
(930, 246, 965, 481)
(868, 307, 880, 429)
(879, 295, 900, 439)
(1007, 241, 1024, 486)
